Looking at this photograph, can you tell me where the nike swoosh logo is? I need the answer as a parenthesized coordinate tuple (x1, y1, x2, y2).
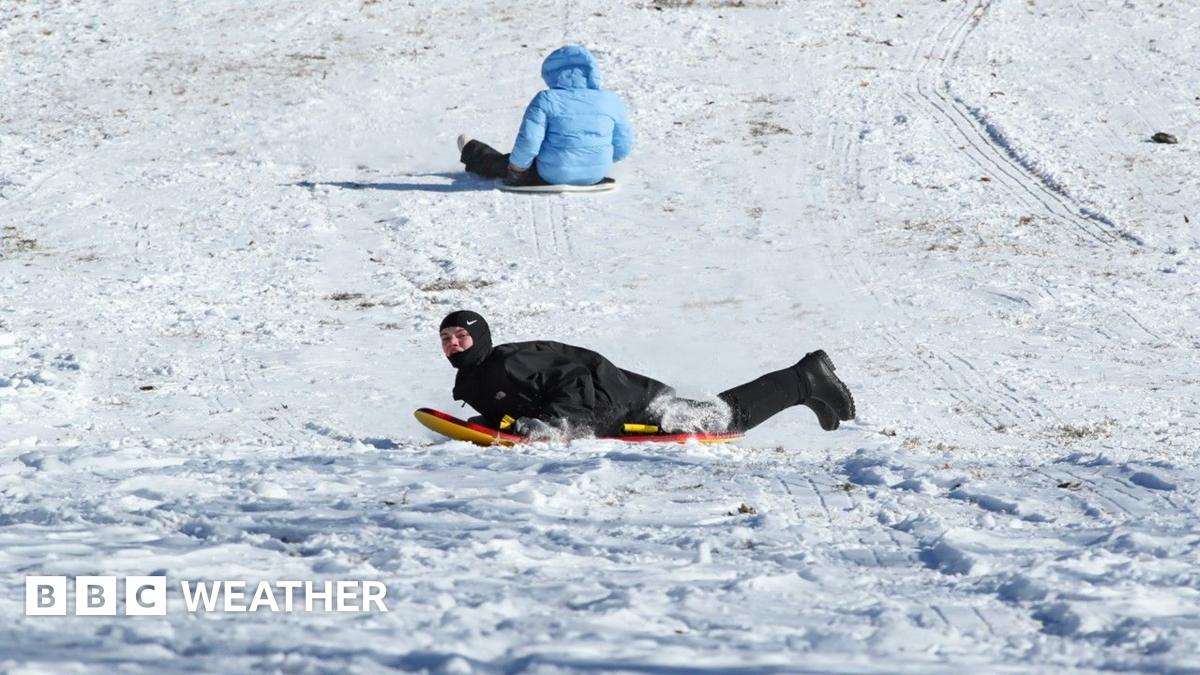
(466, 320, 477, 325)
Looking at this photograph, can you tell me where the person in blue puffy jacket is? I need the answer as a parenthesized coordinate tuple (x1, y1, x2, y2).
(458, 45, 634, 186)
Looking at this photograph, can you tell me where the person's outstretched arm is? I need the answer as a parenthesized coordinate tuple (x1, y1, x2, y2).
(611, 98, 634, 163)
(510, 92, 550, 171)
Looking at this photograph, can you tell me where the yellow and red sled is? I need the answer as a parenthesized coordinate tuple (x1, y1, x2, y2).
(414, 408, 741, 447)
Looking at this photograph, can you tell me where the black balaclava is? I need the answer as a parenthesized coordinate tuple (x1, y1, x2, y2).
(440, 310, 492, 369)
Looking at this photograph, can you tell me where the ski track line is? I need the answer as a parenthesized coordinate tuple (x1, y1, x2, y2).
(541, 198, 554, 259)
(559, 0, 572, 44)
(812, 119, 877, 306)
(804, 475, 838, 542)
(821, 89, 1051, 452)
(229, 347, 295, 440)
(905, 0, 1036, 209)
(837, 480, 885, 568)
(954, 101, 1137, 245)
(931, 605, 952, 631)
(910, 0, 1131, 247)
(1096, 466, 1183, 517)
(832, 113, 887, 308)
(774, 475, 811, 549)
(1032, 467, 1120, 525)
(1054, 467, 1138, 521)
(543, 197, 562, 264)
(1120, 306, 1164, 342)
(945, 2, 1137, 246)
(932, 0, 1107, 241)
(1079, 281, 1162, 344)
(1031, 271, 1059, 302)
(555, 197, 574, 260)
(909, 2, 1060, 230)
(506, 191, 523, 246)
(243, 361, 301, 438)
(1112, 54, 1160, 133)
(902, 0, 1160, 357)
(834, 97, 869, 202)
(524, 196, 543, 262)
(944, 349, 1042, 423)
(973, 607, 997, 638)
(779, 471, 885, 569)
(900, 336, 1005, 432)
(1100, 464, 1188, 514)
(930, 349, 1016, 424)
(792, 58, 887, 316)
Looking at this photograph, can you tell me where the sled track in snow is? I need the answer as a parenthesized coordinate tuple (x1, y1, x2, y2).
(226, 347, 301, 441)
(773, 474, 809, 549)
(1032, 466, 1132, 522)
(880, 331, 1044, 435)
(1064, 462, 1186, 516)
(818, 470, 886, 567)
(957, 101, 1133, 242)
(831, 111, 890, 305)
(810, 116, 886, 309)
(525, 197, 544, 261)
(518, 195, 574, 266)
(776, 472, 892, 568)
(906, 0, 1138, 247)
(819, 97, 1054, 439)
(935, 348, 1045, 427)
(831, 97, 870, 203)
(553, 198, 575, 259)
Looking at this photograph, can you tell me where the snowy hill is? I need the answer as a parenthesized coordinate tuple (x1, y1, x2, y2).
(2, 0, 1199, 672)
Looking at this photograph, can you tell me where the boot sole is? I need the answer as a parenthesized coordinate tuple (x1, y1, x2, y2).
(810, 350, 856, 421)
(805, 399, 840, 431)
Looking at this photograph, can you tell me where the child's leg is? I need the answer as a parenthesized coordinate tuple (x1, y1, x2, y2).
(460, 140, 511, 178)
(643, 395, 732, 434)
(718, 352, 854, 432)
(717, 368, 804, 432)
(461, 140, 549, 185)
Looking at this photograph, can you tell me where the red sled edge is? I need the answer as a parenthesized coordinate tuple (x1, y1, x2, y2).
(415, 408, 742, 444)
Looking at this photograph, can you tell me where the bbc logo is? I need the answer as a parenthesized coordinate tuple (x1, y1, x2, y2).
(26, 576, 167, 616)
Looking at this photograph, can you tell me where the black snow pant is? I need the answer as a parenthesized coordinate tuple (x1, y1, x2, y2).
(641, 365, 804, 434)
(460, 140, 548, 186)
(717, 365, 805, 432)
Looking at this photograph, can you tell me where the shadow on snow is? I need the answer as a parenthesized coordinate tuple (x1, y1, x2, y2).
(286, 172, 490, 194)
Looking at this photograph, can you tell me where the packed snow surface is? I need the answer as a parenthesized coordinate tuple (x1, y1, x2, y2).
(3, 0, 1200, 672)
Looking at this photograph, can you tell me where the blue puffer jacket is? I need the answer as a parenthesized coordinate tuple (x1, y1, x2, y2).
(509, 45, 634, 186)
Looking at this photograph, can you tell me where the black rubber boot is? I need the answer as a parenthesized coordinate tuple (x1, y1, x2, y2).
(717, 368, 804, 433)
(459, 140, 548, 185)
(717, 352, 855, 433)
(795, 350, 855, 422)
(459, 140, 510, 178)
(805, 398, 840, 431)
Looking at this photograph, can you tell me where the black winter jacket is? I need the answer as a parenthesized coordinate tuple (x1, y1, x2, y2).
(452, 341, 672, 435)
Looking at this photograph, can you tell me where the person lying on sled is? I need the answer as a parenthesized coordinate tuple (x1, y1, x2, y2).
(456, 44, 634, 187)
(438, 310, 856, 440)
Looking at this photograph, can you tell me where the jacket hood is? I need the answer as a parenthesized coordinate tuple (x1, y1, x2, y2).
(541, 45, 602, 90)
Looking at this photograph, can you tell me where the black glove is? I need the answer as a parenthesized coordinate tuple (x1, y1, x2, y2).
(513, 416, 555, 440)
(504, 162, 529, 186)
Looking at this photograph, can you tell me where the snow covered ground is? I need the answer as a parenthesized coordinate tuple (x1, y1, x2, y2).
(3, 0, 1199, 671)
